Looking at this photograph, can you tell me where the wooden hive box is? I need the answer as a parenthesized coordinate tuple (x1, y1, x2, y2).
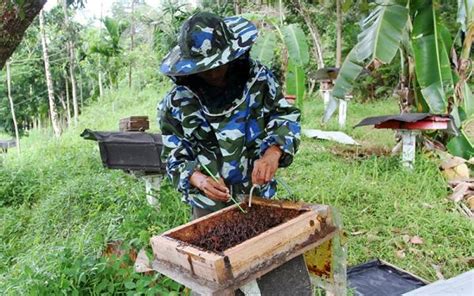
(119, 116, 149, 132)
(150, 197, 338, 295)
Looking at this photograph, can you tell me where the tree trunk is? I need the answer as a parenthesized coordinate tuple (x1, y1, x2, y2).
(6, 61, 21, 154)
(69, 45, 78, 126)
(279, 0, 284, 25)
(336, 0, 342, 68)
(58, 93, 67, 113)
(295, 0, 324, 69)
(0, 0, 47, 69)
(65, 73, 71, 126)
(98, 72, 104, 97)
(234, 0, 242, 14)
(98, 1, 105, 98)
(79, 69, 84, 109)
(129, 0, 135, 89)
(39, 10, 61, 137)
(62, 0, 78, 126)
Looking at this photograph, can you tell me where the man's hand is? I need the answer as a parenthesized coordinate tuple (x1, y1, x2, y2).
(252, 145, 282, 185)
(190, 171, 229, 202)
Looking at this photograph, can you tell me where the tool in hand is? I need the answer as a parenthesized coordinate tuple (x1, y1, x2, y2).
(200, 164, 247, 213)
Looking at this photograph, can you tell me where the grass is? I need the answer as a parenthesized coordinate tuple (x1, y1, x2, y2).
(0, 131, 12, 139)
(291, 96, 472, 279)
(0, 88, 472, 294)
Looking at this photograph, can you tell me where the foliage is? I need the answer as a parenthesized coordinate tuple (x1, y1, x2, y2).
(0, 2, 471, 293)
(1, 1, 169, 136)
(0, 86, 189, 294)
(247, 13, 310, 107)
(89, 17, 129, 88)
(327, 0, 473, 159)
(151, 0, 195, 57)
(0, 6, 72, 134)
(1, 89, 473, 294)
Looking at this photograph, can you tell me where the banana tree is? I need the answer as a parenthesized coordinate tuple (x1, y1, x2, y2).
(246, 13, 310, 109)
(325, 0, 473, 159)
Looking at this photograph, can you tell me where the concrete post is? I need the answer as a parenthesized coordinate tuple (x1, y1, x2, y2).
(144, 174, 163, 207)
(322, 90, 331, 110)
(400, 130, 418, 169)
(338, 100, 347, 129)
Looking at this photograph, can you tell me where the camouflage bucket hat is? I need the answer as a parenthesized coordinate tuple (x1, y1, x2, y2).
(160, 12, 258, 76)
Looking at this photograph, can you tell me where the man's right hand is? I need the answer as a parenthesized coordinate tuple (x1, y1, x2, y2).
(190, 171, 230, 202)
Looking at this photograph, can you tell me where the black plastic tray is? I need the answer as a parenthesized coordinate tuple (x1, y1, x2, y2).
(348, 259, 428, 296)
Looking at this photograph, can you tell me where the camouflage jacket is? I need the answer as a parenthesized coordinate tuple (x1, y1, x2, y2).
(158, 60, 301, 210)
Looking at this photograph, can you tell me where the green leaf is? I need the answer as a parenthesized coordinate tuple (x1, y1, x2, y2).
(124, 281, 136, 289)
(447, 131, 474, 159)
(286, 62, 306, 109)
(342, 0, 352, 13)
(325, 44, 366, 123)
(250, 31, 277, 66)
(356, 3, 408, 63)
(412, 3, 453, 114)
(419, 82, 448, 114)
(451, 105, 462, 128)
(330, 1, 408, 108)
(461, 81, 474, 117)
(282, 24, 310, 66)
(332, 47, 364, 100)
(457, 0, 474, 31)
(322, 96, 340, 124)
(438, 23, 453, 55)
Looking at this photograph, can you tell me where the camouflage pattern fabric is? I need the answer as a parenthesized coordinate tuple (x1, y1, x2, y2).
(159, 60, 301, 210)
(160, 12, 258, 76)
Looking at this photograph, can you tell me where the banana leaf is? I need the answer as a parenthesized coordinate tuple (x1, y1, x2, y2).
(250, 31, 277, 66)
(324, 47, 363, 123)
(356, 3, 409, 63)
(461, 81, 474, 117)
(282, 24, 310, 66)
(326, 1, 408, 122)
(332, 47, 364, 100)
(457, 0, 474, 31)
(447, 130, 474, 159)
(286, 61, 306, 109)
(412, 4, 453, 114)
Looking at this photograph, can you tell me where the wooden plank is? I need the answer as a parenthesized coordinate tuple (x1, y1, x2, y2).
(218, 229, 337, 293)
(151, 258, 232, 296)
(151, 235, 228, 283)
(152, 228, 337, 295)
(119, 116, 150, 131)
(224, 210, 323, 278)
(248, 196, 310, 210)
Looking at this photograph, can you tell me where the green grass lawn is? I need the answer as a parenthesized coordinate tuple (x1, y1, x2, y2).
(0, 131, 13, 141)
(0, 87, 472, 294)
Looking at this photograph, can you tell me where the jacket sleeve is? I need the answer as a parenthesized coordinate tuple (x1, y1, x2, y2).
(158, 90, 199, 201)
(259, 70, 301, 167)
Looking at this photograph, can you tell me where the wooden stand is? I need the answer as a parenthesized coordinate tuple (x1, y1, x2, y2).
(373, 115, 450, 169)
(150, 198, 344, 295)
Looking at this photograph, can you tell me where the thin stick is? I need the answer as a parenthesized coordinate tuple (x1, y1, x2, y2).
(200, 164, 247, 213)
